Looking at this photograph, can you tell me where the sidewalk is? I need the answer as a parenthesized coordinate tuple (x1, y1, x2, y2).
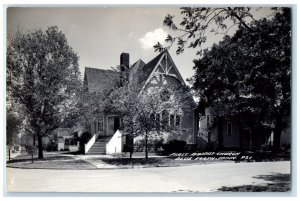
(72, 154, 118, 169)
(6, 151, 234, 170)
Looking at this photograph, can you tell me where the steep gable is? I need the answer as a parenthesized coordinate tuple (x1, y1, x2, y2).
(129, 59, 145, 85)
(136, 51, 165, 86)
(139, 50, 186, 92)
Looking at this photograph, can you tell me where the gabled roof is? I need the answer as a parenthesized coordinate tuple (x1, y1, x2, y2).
(84, 67, 119, 93)
(137, 51, 165, 85)
(129, 59, 145, 84)
(84, 50, 187, 96)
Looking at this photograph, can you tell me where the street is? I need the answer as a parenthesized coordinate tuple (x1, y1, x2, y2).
(6, 161, 290, 193)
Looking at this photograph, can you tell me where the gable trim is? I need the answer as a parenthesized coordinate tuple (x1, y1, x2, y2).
(139, 50, 186, 95)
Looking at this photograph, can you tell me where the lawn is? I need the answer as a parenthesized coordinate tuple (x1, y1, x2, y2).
(100, 156, 231, 168)
(7, 151, 235, 169)
(6, 153, 96, 169)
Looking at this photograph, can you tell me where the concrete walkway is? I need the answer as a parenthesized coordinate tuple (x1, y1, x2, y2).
(71, 154, 118, 169)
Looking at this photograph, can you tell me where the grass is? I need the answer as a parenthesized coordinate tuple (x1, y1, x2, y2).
(7, 151, 229, 169)
(100, 156, 229, 168)
(218, 182, 290, 192)
(7, 153, 96, 169)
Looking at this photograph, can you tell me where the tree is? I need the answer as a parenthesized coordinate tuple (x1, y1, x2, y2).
(7, 26, 81, 159)
(156, 7, 291, 152)
(195, 9, 290, 152)
(154, 7, 269, 54)
(105, 69, 189, 159)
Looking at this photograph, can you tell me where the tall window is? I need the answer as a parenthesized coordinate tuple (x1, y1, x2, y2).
(161, 110, 169, 129)
(207, 115, 210, 126)
(175, 115, 181, 129)
(64, 139, 70, 146)
(227, 122, 232, 136)
(170, 114, 175, 128)
(155, 114, 160, 130)
(150, 113, 155, 128)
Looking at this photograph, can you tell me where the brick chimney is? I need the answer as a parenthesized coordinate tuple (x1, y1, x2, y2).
(120, 52, 129, 71)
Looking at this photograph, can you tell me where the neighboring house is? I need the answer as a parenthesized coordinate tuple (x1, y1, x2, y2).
(198, 107, 290, 151)
(83, 50, 199, 155)
(52, 128, 80, 151)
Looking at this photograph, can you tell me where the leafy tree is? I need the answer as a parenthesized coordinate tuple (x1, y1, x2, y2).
(105, 69, 189, 159)
(7, 26, 81, 158)
(156, 7, 291, 152)
(154, 7, 267, 54)
(154, 7, 291, 151)
(194, 9, 290, 151)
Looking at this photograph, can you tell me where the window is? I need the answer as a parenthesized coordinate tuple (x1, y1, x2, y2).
(150, 113, 155, 128)
(175, 115, 181, 129)
(70, 139, 77, 146)
(207, 115, 210, 126)
(227, 122, 232, 136)
(150, 113, 155, 121)
(170, 114, 175, 128)
(160, 89, 171, 102)
(64, 139, 69, 146)
(161, 110, 169, 129)
(155, 114, 160, 130)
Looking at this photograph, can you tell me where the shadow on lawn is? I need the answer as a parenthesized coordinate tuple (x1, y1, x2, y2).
(101, 158, 163, 166)
(218, 173, 291, 192)
(253, 173, 290, 183)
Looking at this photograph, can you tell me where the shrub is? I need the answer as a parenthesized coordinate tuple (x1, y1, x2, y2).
(79, 130, 91, 150)
(162, 140, 187, 154)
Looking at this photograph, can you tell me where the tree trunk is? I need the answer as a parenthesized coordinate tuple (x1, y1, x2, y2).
(273, 112, 283, 154)
(145, 133, 148, 159)
(37, 135, 44, 159)
(217, 116, 223, 150)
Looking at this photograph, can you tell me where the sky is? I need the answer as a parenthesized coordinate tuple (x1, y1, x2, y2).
(7, 7, 274, 84)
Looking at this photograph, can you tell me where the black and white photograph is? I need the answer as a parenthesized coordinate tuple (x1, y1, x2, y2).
(3, 1, 296, 196)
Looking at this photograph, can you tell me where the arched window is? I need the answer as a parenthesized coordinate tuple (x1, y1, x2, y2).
(155, 113, 160, 130)
(175, 115, 181, 129)
(161, 110, 169, 129)
(150, 113, 155, 128)
(170, 114, 175, 128)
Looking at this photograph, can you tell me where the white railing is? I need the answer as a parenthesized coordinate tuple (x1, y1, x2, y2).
(84, 134, 96, 154)
(106, 130, 122, 155)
